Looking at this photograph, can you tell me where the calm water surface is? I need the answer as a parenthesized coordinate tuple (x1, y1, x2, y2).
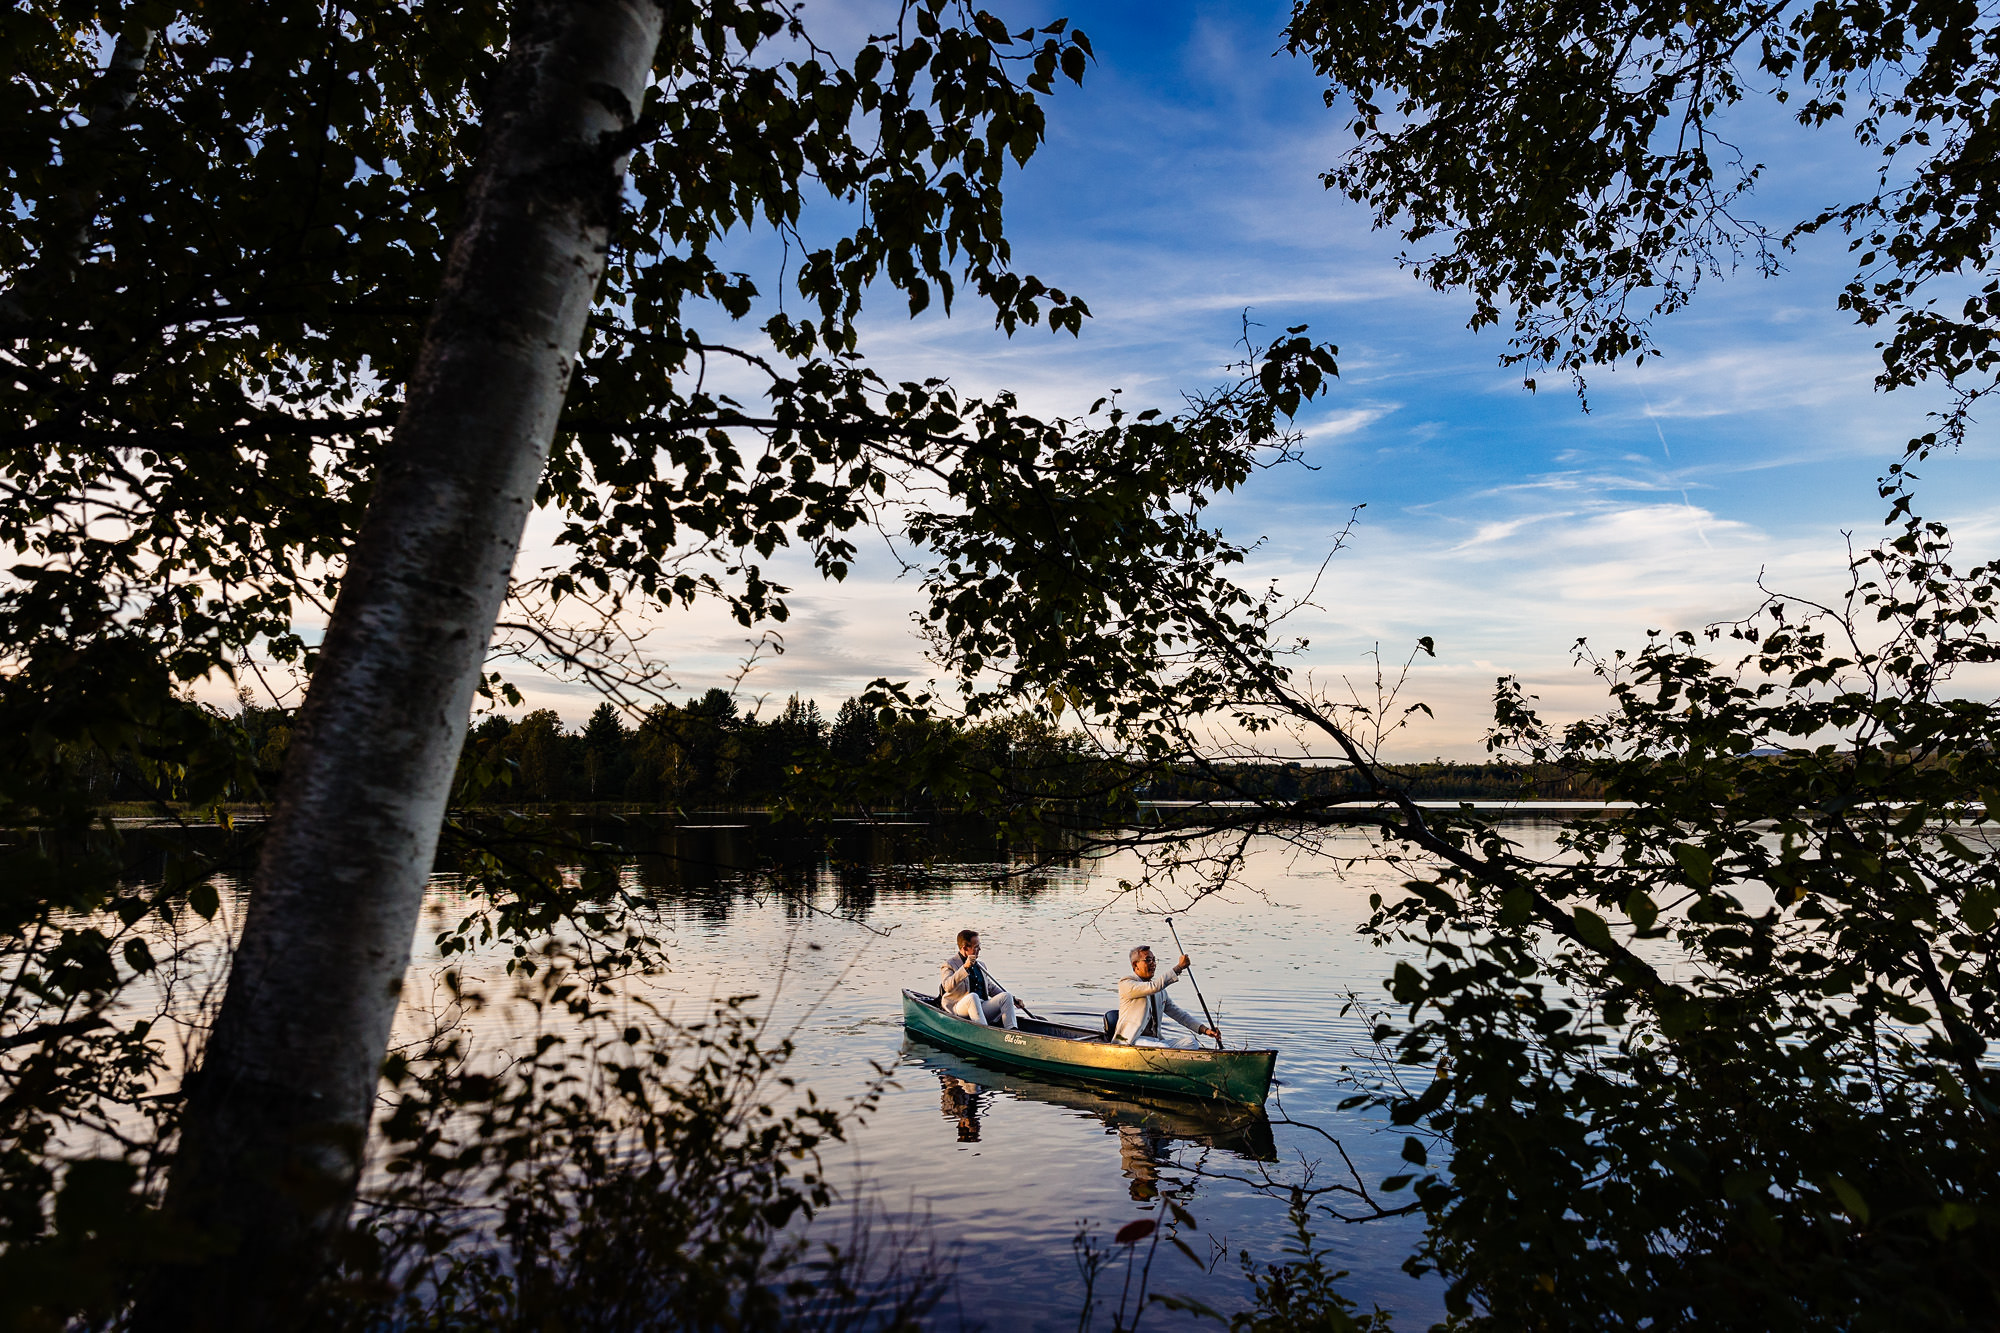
(130, 825, 1580, 1329)
(513, 826, 1510, 1331)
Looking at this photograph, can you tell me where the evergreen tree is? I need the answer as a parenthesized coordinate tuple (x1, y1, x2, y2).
(829, 698, 882, 767)
(579, 702, 630, 800)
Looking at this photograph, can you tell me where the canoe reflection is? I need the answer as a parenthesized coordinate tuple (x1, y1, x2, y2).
(906, 1037, 1277, 1199)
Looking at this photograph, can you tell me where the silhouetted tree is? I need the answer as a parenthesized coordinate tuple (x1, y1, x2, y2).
(829, 699, 882, 767)
(579, 702, 630, 800)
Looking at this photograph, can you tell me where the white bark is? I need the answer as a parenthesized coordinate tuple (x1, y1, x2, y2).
(140, 2, 663, 1325)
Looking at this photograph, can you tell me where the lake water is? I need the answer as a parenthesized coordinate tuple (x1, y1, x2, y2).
(469, 823, 1492, 1331)
(100, 820, 1577, 1329)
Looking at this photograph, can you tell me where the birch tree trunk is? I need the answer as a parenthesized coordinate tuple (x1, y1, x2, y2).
(139, 2, 662, 1325)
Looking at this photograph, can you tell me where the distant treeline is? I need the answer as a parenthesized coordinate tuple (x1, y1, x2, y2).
(451, 691, 979, 807)
(368, 694, 1608, 809)
(434, 696, 1603, 808)
(250, 689, 1115, 811)
(67, 692, 1597, 812)
(1142, 757, 1605, 804)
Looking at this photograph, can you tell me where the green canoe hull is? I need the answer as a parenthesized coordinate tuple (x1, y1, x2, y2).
(900, 990, 1277, 1109)
(907, 1039, 1279, 1160)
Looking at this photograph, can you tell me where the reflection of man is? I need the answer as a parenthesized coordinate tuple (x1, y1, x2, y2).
(1116, 945, 1218, 1048)
(1116, 1123, 1172, 1201)
(939, 928, 1019, 1029)
(939, 1073, 981, 1142)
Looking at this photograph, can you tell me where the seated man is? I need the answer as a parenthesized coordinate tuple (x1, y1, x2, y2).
(939, 928, 1018, 1029)
(1115, 945, 1219, 1048)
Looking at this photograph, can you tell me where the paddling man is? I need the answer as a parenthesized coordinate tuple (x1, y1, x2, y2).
(1116, 945, 1219, 1048)
(940, 928, 1020, 1029)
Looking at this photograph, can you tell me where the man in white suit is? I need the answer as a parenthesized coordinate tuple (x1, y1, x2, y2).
(1116, 945, 1219, 1047)
(939, 928, 1019, 1029)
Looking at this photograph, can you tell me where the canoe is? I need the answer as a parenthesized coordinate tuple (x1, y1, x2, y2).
(900, 989, 1277, 1108)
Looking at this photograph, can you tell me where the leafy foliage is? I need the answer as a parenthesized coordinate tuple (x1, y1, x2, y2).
(1304, 476, 1988, 1328)
(1157, 1189, 1396, 1333)
(1073, 1189, 1395, 1333)
(907, 330, 1340, 745)
(1285, 0, 2000, 430)
(319, 981, 935, 1332)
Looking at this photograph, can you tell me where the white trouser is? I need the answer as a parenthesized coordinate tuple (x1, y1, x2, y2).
(1131, 1030, 1201, 1050)
(948, 990, 1017, 1029)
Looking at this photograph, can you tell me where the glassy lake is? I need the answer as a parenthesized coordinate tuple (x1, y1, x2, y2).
(126, 821, 1590, 1329)
(408, 822, 1517, 1331)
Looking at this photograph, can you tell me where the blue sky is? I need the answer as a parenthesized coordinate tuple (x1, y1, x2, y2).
(506, 0, 2000, 757)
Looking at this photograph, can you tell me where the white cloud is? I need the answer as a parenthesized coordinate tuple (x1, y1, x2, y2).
(1298, 406, 1391, 445)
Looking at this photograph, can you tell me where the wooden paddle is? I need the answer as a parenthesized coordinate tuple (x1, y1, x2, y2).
(975, 961, 1040, 1021)
(1165, 917, 1225, 1050)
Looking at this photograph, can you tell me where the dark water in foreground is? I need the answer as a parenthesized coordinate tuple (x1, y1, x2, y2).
(517, 827, 1484, 1331)
(120, 823, 1525, 1328)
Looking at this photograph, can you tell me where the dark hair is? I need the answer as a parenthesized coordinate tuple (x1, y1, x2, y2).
(956, 929, 979, 949)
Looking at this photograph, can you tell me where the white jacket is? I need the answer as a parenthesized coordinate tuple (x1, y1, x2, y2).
(1115, 965, 1202, 1043)
(939, 952, 998, 1005)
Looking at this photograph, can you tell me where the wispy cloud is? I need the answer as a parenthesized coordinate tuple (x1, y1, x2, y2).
(1298, 406, 1392, 445)
(1449, 515, 1557, 551)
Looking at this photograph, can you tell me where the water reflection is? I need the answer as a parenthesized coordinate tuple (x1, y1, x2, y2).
(907, 1038, 1277, 1201)
(90, 823, 1460, 1328)
(589, 810, 1093, 901)
(626, 847, 1092, 926)
(939, 1072, 983, 1142)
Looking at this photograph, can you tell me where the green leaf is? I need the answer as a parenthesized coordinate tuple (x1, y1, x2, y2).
(189, 879, 220, 921)
(1937, 832, 1980, 863)
(1570, 906, 1615, 952)
(1625, 889, 1659, 933)
(1672, 843, 1714, 889)
(1927, 1201, 1979, 1238)
(123, 938, 156, 974)
(1825, 1176, 1870, 1223)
